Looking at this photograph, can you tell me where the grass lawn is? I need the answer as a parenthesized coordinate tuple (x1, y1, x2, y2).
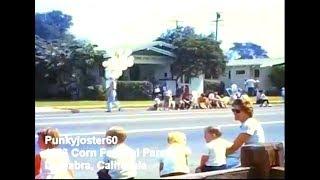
(35, 100, 154, 109)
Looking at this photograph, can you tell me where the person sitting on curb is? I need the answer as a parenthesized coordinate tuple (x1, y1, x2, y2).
(182, 85, 192, 110)
(154, 85, 161, 99)
(209, 92, 226, 108)
(196, 126, 232, 173)
(256, 90, 262, 104)
(198, 93, 210, 109)
(208, 92, 217, 108)
(175, 86, 184, 110)
(159, 131, 191, 177)
(163, 89, 173, 111)
(256, 90, 271, 107)
(97, 126, 137, 179)
(153, 94, 162, 111)
(35, 128, 74, 179)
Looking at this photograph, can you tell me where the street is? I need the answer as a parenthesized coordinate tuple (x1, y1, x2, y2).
(35, 105, 284, 179)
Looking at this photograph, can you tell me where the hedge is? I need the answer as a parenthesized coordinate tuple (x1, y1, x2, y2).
(204, 79, 222, 94)
(116, 81, 153, 100)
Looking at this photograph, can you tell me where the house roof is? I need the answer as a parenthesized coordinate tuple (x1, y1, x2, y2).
(132, 49, 166, 56)
(149, 41, 176, 49)
(132, 41, 176, 58)
(226, 58, 284, 67)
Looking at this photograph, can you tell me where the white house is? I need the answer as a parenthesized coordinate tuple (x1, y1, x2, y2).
(126, 41, 176, 81)
(123, 41, 204, 95)
(219, 58, 285, 91)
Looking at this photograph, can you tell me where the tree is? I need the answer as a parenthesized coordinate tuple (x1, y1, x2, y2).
(35, 10, 108, 99)
(156, 26, 225, 79)
(269, 64, 284, 89)
(35, 35, 107, 99)
(226, 42, 269, 60)
(35, 10, 73, 40)
(156, 26, 198, 44)
(171, 37, 226, 79)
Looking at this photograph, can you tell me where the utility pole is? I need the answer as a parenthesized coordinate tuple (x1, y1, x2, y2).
(173, 20, 183, 29)
(212, 12, 222, 41)
(168, 18, 183, 29)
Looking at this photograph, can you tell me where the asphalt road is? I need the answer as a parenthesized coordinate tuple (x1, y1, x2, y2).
(35, 105, 284, 179)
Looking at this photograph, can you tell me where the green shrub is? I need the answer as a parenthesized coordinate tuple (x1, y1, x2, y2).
(117, 81, 153, 100)
(269, 64, 284, 89)
(81, 85, 106, 100)
(204, 79, 221, 93)
(265, 86, 280, 96)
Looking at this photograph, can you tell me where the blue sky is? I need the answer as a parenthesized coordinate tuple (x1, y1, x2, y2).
(35, 0, 284, 58)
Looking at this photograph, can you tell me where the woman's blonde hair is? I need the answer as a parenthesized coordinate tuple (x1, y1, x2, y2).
(167, 131, 187, 145)
(37, 127, 60, 149)
(232, 98, 254, 117)
(106, 126, 127, 144)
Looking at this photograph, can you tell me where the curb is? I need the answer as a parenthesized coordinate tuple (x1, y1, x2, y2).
(36, 102, 284, 113)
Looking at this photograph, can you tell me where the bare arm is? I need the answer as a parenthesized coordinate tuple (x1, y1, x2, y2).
(196, 155, 209, 172)
(200, 155, 209, 168)
(226, 133, 251, 155)
(68, 168, 75, 178)
(159, 162, 163, 175)
(35, 154, 41, 177)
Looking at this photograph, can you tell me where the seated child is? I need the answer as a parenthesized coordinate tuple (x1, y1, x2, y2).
(163, 89, 173, 110)
(196, 126, 232, 172)
(98, 126, 137, 179)
(35, 128, 74, 179)
(259, 91, 271, 107)
(256, 90, 270, 107)
(198, 93, 210, 109)
(159, 131, 191, 177)
(154, 95, 162, 111)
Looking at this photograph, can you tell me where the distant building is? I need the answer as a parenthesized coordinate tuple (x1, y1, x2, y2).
(123, 41, 284, 96)
(123, 41, 176, 82)
(218, 58, 284, 91)
(122, 41, 204, 95)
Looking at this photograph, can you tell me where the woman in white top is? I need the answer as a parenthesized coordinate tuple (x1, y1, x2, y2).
(35, 128, 74, 179)
(159, 131, 191, 177)
(196, 126, 232, 172)
(226, 98, 265, 155)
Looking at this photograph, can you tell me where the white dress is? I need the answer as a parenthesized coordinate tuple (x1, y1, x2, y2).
(36, 148, 73, 179)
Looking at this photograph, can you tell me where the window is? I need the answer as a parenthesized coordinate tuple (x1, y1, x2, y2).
(228, 71, 231, 79)
(236, 70, 245, 75)
(254, 69, 260, 78)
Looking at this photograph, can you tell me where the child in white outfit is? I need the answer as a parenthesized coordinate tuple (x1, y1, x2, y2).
(196, 126, 232, 172)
